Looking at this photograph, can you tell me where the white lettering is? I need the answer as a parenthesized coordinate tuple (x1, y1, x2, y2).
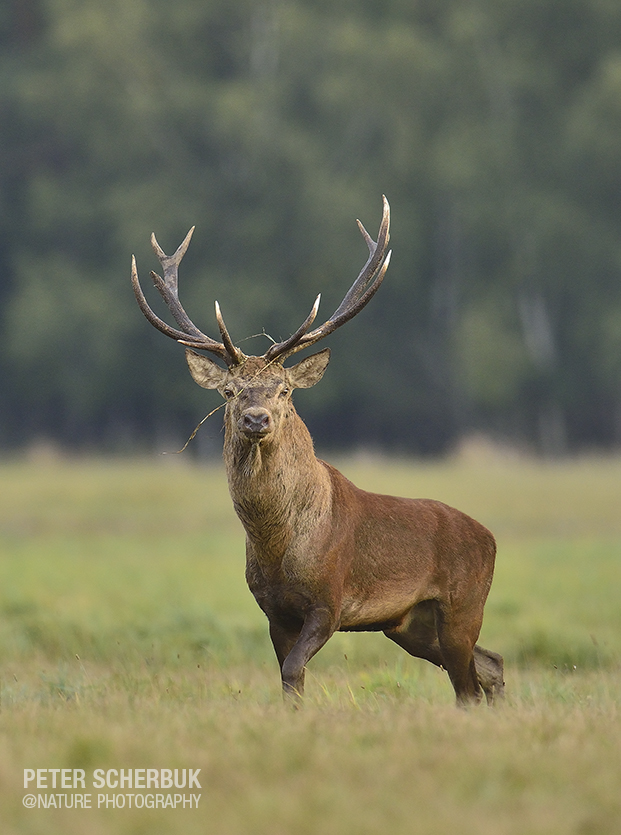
(25, 768, 199, 798)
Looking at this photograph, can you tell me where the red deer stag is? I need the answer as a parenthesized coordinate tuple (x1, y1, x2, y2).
(131, 197, 504, 705)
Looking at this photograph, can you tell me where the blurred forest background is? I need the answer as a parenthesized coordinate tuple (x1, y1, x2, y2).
(2, 0, 621, 456)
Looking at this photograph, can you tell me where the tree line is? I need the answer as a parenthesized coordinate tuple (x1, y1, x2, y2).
(1, 0, 621, 455)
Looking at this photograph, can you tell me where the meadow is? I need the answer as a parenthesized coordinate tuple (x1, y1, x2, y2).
(0, 449, 620, 834)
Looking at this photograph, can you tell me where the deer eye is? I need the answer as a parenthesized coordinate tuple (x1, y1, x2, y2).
(279, 388, 290, 398)
(223, 388, 235, 399)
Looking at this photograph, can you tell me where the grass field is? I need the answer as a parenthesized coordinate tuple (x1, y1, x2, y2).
(0, 451, 620, 834)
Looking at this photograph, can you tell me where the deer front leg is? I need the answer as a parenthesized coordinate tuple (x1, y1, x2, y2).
(273, 608, 336, 704)
(269, 620, 300, 670)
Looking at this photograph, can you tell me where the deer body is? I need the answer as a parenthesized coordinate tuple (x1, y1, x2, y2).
(132, 198, 505, 705)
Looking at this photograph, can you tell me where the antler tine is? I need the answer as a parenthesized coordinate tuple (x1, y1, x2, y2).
(215, 301, 244, 364)
(266, 196, 391, 363)
(131, 229, 244, 366)
(131, 255, 194, 343)
(149, 227, 209, 342)
(330, 195, 390, 319)
(264, 294, 321, 362)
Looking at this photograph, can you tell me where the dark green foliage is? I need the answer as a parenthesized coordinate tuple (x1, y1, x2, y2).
(1, 0, 621, 454)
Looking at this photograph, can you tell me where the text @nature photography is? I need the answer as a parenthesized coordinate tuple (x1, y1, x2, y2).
(22, 768, 202, 809)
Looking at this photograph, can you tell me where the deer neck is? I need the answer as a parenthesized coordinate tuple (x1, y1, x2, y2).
(223, 409, 331, 556)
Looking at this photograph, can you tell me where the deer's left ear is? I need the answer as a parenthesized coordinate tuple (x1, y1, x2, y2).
(287, 348, 331, 389)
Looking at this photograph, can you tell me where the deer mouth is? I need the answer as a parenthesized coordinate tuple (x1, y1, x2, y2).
(241, 427, 272, 441)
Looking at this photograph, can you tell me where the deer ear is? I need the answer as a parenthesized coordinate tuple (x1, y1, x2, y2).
(185, 348, 228, 389)
(287, 348, 331, 389)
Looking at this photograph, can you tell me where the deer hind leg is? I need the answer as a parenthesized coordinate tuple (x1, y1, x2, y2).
(385, 601, 501, 706)
(473, 644, 505, 705)
(434, 604, 484, 706)
(385, 600, 481, 705)
(384, 599, 445, 668)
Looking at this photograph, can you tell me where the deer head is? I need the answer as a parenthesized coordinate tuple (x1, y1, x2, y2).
(131, 197, 391, 445)
(183, 351, 331, 446)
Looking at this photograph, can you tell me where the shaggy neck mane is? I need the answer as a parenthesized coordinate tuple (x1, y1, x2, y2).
(223, 405, 330, 555)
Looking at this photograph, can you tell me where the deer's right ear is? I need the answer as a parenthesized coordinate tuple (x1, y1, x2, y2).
(184, 349, 228, 389)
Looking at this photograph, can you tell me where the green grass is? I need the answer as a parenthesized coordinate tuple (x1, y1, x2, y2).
(1, 453, 621, 834)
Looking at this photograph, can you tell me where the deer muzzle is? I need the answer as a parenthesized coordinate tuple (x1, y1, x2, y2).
(240, 407, 273, 439)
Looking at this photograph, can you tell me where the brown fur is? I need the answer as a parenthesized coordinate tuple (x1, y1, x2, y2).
(185, 349, 505, 706)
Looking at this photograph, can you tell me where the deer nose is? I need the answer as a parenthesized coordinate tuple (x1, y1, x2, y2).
(241, 409, 272, 436)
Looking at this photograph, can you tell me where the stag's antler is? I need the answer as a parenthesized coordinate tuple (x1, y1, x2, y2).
(264, 195, 391, 362)
(131, 227, 244, 367)
(132, 196, 390, 366)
